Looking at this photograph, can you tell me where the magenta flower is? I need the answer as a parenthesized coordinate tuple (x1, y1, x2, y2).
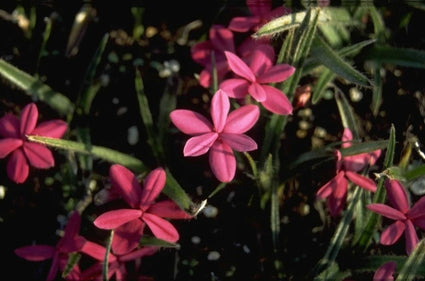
(228, 0, 290, 32)
(191, 24, 236, 88)
(93, 164, 192, 255)
(316, 128, 381, 216)
(367, 179, 425, 255)
(373, 261, 396, 281)
(0, 102, 68, 183)
(14, 211, 86, 281)
(170, 89, 259, 182)
(219, 44, 295, 115)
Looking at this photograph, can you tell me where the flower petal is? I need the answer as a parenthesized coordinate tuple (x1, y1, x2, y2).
(23, 142, 54, 169)
(220, 133, 258, 152)
(0, 114, 20, 138)
(209, 141, 236, 182)
(170, 110, 213, 135)
(210, 25, 235, 52)
(257, 64, 295, 84)
(248, 44, 275, 75)
(367, 204, 406, 220)
(316, 171, 345, 199)
(385, 179, 410, 214)
(409, 197, 425, 229)
(19, 103, 38, 136)
(109, 164, 142, 208)
(248, 82, 267, 102)
(148, 200, 192, 219)
(405, 220, 419, 255)
(380, 220, 405, 246)
(120, 246, 158, 262)
(219, 78, 250, 99)
(373, 261, 396, 281)
(328, 175, 348, 216)
(223, 104, 259, 134)
(93, 209, 142, 229)
(224, 51, 256, 81)
(341, 127, 353, 148)
(7, 149, 29, 183)
(210, 90, 230, 132)
(0, 138, 23, 158)
(345, 171, 377, 192)
(32, 120, 68, 138)
(140, 167, 166, 206)
(14, 245, 55, 261)
(80, 241, 117, 262)
(143, 213, 179, 242)
(183, 132, 218, 157)
(112, 219, 145, 255)
(228, 16, 259, 32)
(261, 85, 293, 115)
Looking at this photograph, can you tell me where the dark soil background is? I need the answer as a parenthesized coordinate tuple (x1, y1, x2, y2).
(1, 1, 425, 281)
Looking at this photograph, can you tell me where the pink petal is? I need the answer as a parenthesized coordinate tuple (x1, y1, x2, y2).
(80, 241, 117, 262)
(19, 103, 38, 136)
(261, 85, 293, 115)
(46, 252, 60, 281)
(59, 211, 82, 249)
(405, 220, 419, 255)
(220, 133, 258, 152)
(148, 200, 193, 219)
(112, 219, 145, 255)
(140, 167, 166, 206)
(343, 153, 368, 171)
(257, 64, 295, 84)
(0, 114, 20, 138)
(120, 246, 158, 262)
(209, 141, 236, 182)
(109, 164, 142, 208)
(380, 220, 405, 245)
(367, 204, 406, 220)
(14, 245, 55, 261)
(223, 104, 259, 134)
(224, 51, 256, 81)
(170, 110, 213, 135)
(248, 82, 267, 102)
(407, 196, 425, 220)
(373, 261, 396, 281)
(248, 44, 275, 75)
(143, 213, 179, 242)
(385, 179, 410, 214)
(228, 16, 259, 32)
(7, 149, 29, 183)
(93, 209, 142, 229)
(210, 90, 230, 132)
(191, 41, 214, 65)
(328, 175, 348, 216)
(210, 25, 235, 52)
(341, 127, 353, 147)
(0, 138, 23, 158)
(23, 142, 54, 169)
(345, 171, 377, 192)
(32, 120, 68, 138)
(316, 171, 346, 199)
(219, 78, 250, 99)
(247, 0, 272, 16)
(183, 132, 218, 157)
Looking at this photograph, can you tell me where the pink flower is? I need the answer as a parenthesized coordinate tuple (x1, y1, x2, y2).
(0, 103, 68, 183)
(14, 211, 86, 281)
(373, 261, 396, 281)
(170, 89, 259, 182)
(191, 24, 236, 88)
(367, 179, 425, 255)
(219, 44, 295, 115)
(316, 128, 381, 216)
(228, 0, 290, 33)
(93, 165, 192, 255)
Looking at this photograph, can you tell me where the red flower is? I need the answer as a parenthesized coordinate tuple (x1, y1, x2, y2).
(373, 261, 396, 281)
(93, 165, 192, 255)
(0, 103, 68, 183)
(367, 179, 425, 255)
(316, 128, 381, 216)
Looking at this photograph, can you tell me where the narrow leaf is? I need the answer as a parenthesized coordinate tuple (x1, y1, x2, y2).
(396, 239, 425, 281)
(163, 168, 195, 213)
(312, 67, 335, 104)
(365, 46, 425, 69)
(339, 140, 389, 157)
(139, 235, 179, 248)
(335, 90, 360, 139)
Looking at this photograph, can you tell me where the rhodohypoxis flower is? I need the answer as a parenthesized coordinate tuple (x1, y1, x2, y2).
(14, 211, 86, 281)
(316, 128, 381, 216)
(373, 261, 396, 281)
(367, 179, 425, 255)
(0, 102, 68, 183)
(93, 164, 192, 255)
(170, 89, 259, 182)
(228, 0, 289, 32)
(219, 44, 295, 115)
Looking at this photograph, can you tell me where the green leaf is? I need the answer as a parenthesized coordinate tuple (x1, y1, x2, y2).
(0, 59, 74, 116)
(404, 164, 425, 181)
(163, 168, 196, 214)
(339, 140, 389, 157)
(311, 36, 372, 87)
(335, 90, 360, 139)
(62, 252, 81, 278)
(26, 135, 147, 173)
(103, 230, 113, 281)
(365, 46, 425, 69)
(396, 239, 425, 281)
(312, 67, 335, 104)
(139, 235, 180, 248)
